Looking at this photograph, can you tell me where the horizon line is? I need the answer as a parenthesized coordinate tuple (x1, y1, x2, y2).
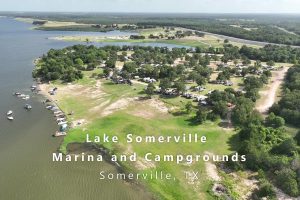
(1, 11, 300, 15)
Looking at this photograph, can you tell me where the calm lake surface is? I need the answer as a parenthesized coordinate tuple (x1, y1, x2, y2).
(0, 17, 186, 200)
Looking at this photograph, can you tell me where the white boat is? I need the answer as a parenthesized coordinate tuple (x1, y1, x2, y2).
(53, 110, 62, 114)
(56, 118, 65, 122)
(55, 114, 65, 118)
(14, 92, 21, 96)
(46, 105, 53, 110)
(50, 107, 59, 111)
(57, 121, 67, 126)
(53, 131, 67, 137)
(24, 104, 32, 110)
(7, 116, 14, 120)
(7, 110, 13, 116)
(22, 95, 30, 100)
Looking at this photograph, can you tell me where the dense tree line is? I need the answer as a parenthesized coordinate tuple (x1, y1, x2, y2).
(226, 66, 300, 198)
(270, 65, 300, 127)
(33, 43, 300, 84)
(137, 22, 300, 46)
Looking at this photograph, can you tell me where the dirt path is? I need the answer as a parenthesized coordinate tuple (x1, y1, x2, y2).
(275, 187, 298, 200)
(256, 67, 289, 114)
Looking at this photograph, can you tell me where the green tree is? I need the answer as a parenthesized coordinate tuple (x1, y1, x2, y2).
(74, 58, 84, 66)
(145, 83, 156, 98)
(275, 168, 299, 197)
(123, 62, 137, 74)
(159, 78, 172, 92)
(265, 112, 285, 128)
(294, 131, 300, 146)
(267, 60, 275, 66)
(195, 106, 208, 124)
(174, 81, 186, 94)
(195, 75, 207, 86)
(185, 101, 193, 114)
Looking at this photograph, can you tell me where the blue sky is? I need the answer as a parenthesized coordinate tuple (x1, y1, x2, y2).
(0, 0, 300, 13)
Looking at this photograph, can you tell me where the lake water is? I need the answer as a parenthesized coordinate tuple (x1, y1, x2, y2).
(0, 17, 186, 200)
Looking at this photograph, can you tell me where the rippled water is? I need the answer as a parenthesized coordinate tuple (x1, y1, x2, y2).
(0, 17, 167, 200)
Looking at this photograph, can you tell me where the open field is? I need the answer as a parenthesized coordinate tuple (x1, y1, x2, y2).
(50, 29, 261, 48)
(51, 35, 213, 48)
(39, 68, 237, 200)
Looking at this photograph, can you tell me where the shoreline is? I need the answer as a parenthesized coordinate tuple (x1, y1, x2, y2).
(38, 82, 154, 197)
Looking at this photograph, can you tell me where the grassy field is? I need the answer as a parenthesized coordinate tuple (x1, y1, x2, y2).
(50, 26, 262, 48)
(62, 111, 235, 200)
(42, 67, 237, 200)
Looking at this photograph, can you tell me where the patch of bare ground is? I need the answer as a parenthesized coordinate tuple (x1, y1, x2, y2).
(135, 158, 156, 170)
(101, 97, 136, 117)
(204, 152, 222, 182)
(229, 171, 259, 199)
(275, 187, 298, 200)
(123, 144, 156, 170)
(220, 162, 259, 199)
(206, 162, 222, 182)
(127, 98, 170, 119)
(39, 82, 107, 126)
(147, 98, 169, 113)
(256, 67, 289, 114)
(205, 151, 259, 199)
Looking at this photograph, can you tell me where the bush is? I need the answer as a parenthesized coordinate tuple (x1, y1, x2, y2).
(275, 168, 299, 197)
(294, 131, 300, 146)
(265, 112, 285, 128)
(256, 181, 276, 199)
(271, 139, 297, 157)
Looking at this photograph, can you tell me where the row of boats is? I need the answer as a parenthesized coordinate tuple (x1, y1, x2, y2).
(14, 92, 30, 100)
(45, 104, 68, 137)
(11, 85, 68, 137)
(6, 104, 32, 120)
(7, 89, 34, 120)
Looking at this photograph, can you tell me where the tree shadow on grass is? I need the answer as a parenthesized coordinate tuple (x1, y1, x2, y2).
(218, 121, 229, 128)
(227, 132, 240, 152)
(185, 116, 201, 126)
(171, 110, 187, 116)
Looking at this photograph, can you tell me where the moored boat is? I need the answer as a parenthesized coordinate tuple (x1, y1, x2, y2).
(7, 116, 14, 120)
(22, 95, 30, 100)
(24, 104, 32, 110)
(53, 131, 67, 137)
(7, 110, 13, 116)
(46, 105, 54, 110)
(56, 117, 65, 122)
(57, 121, 67, 126)
(31, 85, 37, 90)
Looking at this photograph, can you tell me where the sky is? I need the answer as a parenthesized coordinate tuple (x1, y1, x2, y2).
(0, 0, 300, 13)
